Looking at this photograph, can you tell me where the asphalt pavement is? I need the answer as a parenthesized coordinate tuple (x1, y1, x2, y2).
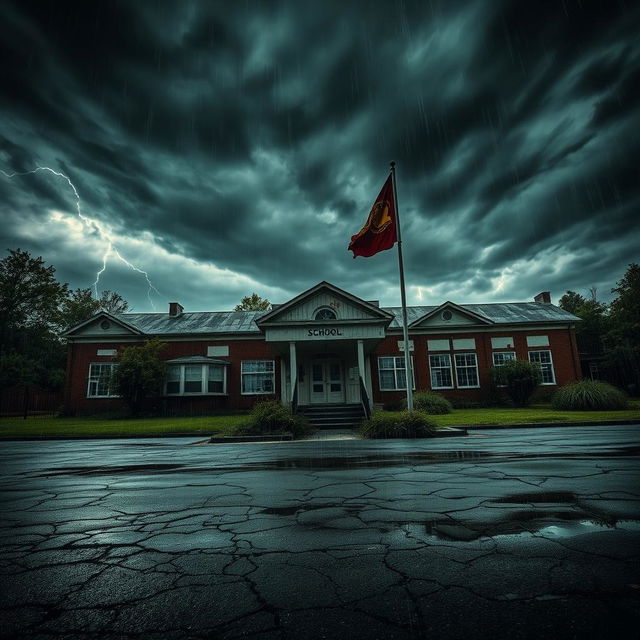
(1, 425, 639, 639)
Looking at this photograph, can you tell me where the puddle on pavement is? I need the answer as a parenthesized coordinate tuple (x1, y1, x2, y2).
(258, 494, 640, 542)
(35, 463, 186, 476)
(236, 446, 640, 471)
(34, 444, 640, 476)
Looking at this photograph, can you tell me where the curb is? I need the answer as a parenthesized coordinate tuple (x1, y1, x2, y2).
(209, 434, 293, 443)
(458, 418, 640, 430)
(433, 426, 468, 437)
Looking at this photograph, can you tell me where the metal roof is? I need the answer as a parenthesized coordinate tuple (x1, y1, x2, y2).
(117, 310, 268, 334)
(115, 302, 578, 336)
(385, 302, 578, 328)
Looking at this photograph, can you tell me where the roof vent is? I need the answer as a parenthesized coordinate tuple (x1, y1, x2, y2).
(366, 300, 380, 307)
(534, 292, 551, 304)
(169, 302, 184, 317)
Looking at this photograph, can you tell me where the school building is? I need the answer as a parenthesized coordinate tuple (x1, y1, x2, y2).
(63, 281, 582, 420)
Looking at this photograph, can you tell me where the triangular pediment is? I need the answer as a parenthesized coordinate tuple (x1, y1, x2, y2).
(409, 301, 494, 328)
(256, 281, 393, 326)
(63, 311, 144, 338)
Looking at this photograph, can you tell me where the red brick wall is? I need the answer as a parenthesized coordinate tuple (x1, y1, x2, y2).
(370, 328, 580, 406)
(64, 338, 280, 415)
(65, 326, 580, 414)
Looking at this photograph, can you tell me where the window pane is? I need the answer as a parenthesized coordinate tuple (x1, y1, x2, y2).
(88, 363, 117, 397)
(184, 365, 202, 392)
(379, 357, 395, 370)
(379, 370, 395, 390)
(207, 365, 224, 393)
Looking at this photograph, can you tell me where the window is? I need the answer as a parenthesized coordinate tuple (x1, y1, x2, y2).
(87, 363, 118, 398)
(492, 351, 516, 367)
(165, 363, 227, 395)
(491, 337, 514, 349)
(529, 350, 556, 384)
(241, 360, 275, 394)
(314, 307, 337, 321)
(378, 356, 415, 391)
(429, 354, 453, 389)
(454, 353, 479, 388)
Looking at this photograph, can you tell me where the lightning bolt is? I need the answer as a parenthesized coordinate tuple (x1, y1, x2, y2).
(1, 166, 161, 308)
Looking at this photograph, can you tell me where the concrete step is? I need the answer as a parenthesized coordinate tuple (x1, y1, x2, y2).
(297, 404, 366, 429)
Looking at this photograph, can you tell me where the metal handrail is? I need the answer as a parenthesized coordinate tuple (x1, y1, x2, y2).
(359, 376, 371, 419)
(291, 379, 298, 414)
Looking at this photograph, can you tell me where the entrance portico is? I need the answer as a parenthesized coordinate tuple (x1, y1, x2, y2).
(255, 282, 394, 410)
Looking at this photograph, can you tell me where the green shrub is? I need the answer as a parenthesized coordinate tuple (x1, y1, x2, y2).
(382, 398, 405, 411)
(491, 360, 542, 407)
(360, 410, 437, 439)
(235, 400, 312, 438)
(413, 391, 452, 414)
(552, 380, 629, 411)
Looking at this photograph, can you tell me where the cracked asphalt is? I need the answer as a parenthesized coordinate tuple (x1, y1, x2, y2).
(1, 425, 639, 639)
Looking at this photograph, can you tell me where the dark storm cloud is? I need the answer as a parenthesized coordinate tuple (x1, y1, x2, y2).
(1, 0, 639, 311)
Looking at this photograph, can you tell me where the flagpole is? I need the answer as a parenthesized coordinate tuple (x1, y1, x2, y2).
(390, 161, 414, 411)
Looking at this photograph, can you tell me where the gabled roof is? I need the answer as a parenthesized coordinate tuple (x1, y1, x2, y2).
(384, 301, 579, 329)
(63, 310, 145, 337)
(256, 281, 393, 326)
(408, 301, 495, 328)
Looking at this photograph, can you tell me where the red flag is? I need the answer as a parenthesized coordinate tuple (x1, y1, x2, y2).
(348, 174, 397, 258)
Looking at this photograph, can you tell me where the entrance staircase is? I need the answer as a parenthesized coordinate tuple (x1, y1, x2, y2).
(297, 404, 366, 430)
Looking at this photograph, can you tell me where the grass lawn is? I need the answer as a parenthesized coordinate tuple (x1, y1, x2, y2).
(434, 401, 640, 427)
(0, 414, 249, 438)
(1, 402, 639, 438)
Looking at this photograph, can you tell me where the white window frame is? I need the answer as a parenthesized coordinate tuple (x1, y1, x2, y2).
(492, 351, 516, 367)
(429, 354, 454, 390)
(241, 360, 275, 395)
(492, 351, 516, 387)
(528, 350, 556, 385)
(378, 356, 415, 391)
(165, 363, 227, 396)
(87, 363, 119, 398)
(454, 352, 480, 388)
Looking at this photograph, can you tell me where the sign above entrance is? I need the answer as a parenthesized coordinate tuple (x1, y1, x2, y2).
(265, 324, 386, 342)
(308, 327, 343, 337)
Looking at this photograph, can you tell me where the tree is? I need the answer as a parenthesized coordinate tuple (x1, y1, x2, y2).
(559, 289, 610, 363)
(111, 339, 167, 416)
(491, 359, 543, 406)
(234, 293, 271, 311)
(605, 263, 640, 394)
(0, 249, 68, 348)
(558, 291, 587, 315)
(0, 249, 69, 389)
(61, 288, 130, 330)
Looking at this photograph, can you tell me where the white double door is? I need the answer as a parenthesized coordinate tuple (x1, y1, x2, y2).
(310, 359, 344, 404)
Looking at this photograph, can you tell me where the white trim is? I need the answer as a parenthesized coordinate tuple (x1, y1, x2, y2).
(454, 352, 480, 389)
(429, 354, 454, 390)
(165, 362, 228, 396)
(528, 350, 556, 385)
(241, 360, 276, 395)
(492, 351, 516, 366)
(526, 335, 550, 347)
(87, 362, 119, 398)
(378, 355, 415, 391)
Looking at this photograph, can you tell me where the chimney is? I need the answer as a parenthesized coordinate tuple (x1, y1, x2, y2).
(169, 302, 184, 317)
(534, 292, 551, 304)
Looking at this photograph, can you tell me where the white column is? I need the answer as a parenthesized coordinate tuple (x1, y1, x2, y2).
(289, 342, 297, 403)
(280, 358, 288, 405)
(357, 340, 366, 380)
(357, 340, 373, 409)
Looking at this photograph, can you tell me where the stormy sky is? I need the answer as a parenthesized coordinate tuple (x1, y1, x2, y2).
(1, 0, 639, 313)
